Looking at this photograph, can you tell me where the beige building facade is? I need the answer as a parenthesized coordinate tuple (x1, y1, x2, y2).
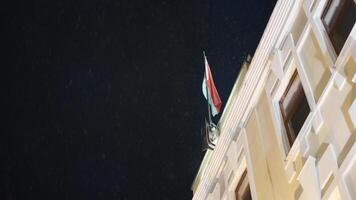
(192, 0, 356, 199)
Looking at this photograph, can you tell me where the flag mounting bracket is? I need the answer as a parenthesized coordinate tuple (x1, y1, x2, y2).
(201, 119, 220, 151)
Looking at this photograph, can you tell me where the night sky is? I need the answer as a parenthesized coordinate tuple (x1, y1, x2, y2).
(2, 0, 275, 199)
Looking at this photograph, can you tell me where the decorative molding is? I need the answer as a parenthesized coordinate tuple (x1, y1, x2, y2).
(312, 109, 324, 133)
(348, 99, 356, 129)
(193, 1, 297, 199)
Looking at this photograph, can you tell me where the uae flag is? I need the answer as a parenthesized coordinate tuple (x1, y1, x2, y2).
(202, 54, 222, 116)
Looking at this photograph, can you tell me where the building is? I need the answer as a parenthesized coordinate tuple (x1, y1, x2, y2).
(192, 0, 355, 199)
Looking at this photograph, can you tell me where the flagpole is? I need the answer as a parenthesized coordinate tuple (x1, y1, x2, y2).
(203, 51, 212, 125)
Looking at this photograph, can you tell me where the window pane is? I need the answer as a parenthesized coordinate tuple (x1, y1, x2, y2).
(290, 90, 310, 136)
(279, 72, 311, 146)
(281, 73, 302, 119)
(323, 0, 342, 28)
(235, 171, 252, 200)
(322, 0, 356, 54)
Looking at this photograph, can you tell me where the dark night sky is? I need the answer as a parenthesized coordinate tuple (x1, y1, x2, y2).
(2, 0, 275, 199)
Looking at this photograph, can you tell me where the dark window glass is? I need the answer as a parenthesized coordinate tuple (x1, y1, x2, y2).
(235, 171, 252, 200)
(322, 0, 356, 55)
(279, 72, 311, 146)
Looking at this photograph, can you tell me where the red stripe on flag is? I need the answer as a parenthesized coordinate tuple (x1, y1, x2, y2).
(205, 62, 222, 113)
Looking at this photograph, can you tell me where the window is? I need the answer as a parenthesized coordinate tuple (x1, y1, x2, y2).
(235, 170, 252, 200)
(322, 0, 356, 55)
(279, 72, 311, 147)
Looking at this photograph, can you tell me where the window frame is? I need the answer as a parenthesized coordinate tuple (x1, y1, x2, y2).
(321, 0, 355, 54)
(279, 71, 310, 147)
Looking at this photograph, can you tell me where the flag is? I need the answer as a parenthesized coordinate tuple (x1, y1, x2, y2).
(202, 54, 222, 116)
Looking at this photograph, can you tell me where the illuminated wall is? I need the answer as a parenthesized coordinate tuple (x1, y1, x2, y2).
(192, 0, 356, 199)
